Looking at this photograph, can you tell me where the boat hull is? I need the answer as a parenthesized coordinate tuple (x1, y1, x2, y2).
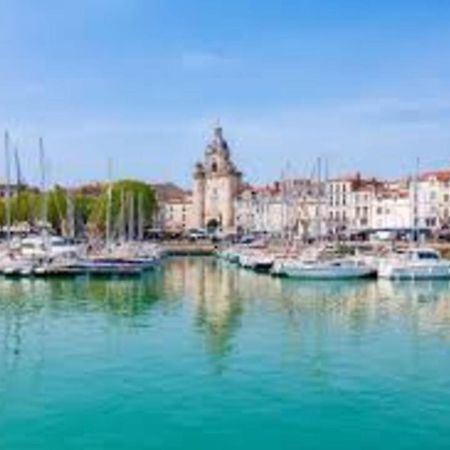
(379, 264, 450, 280)
(280, 262, 377, 280)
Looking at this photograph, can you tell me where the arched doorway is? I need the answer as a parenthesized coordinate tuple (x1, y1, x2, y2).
(206, 218, 220, 233)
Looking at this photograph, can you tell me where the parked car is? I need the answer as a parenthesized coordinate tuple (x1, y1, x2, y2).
(239, 234, 256, 244)
(188, 228, 208, 241)
(436, 227, 450, 242)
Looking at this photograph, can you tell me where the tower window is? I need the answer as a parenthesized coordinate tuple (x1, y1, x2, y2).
(211, 161, 218, 173)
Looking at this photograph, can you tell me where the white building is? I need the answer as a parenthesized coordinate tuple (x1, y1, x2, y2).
(371, 188, 411, 230)
(235, 179, 325, 239)
(154, 123, 450, 240)
(415, 170, 450, 229)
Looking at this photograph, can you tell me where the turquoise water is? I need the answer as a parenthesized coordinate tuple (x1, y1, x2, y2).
(1, 258, 450, 449)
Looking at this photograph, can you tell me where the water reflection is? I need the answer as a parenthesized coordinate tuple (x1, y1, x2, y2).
(164, 258, 244, 365)
(165, 258, 450, 349)
(1, 258, 450, 371)
(0, 274, 168, 370)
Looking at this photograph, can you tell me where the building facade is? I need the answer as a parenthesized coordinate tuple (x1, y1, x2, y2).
(154, 126, 450, 239)
(416, 170, 450, 229)
(192, 127, 243, 232)
(152, 183, 193, 232)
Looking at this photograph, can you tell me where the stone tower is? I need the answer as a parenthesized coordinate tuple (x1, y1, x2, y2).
(193, 126, 242, 232)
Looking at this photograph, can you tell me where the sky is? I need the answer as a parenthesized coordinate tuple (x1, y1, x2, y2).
(0, 0, 450, 187)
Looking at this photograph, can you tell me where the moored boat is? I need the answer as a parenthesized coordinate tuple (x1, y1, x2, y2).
(378, 248, 450, 280)
(274, 257, 377, 280)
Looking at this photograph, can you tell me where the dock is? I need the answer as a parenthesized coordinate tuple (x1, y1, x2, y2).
(161, 242, 217, 256)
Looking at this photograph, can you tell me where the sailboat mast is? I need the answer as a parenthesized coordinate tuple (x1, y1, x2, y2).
(39, 138, 48, 226)
(66, 191, 75, 239)
(127, 191, 135, 242)
(324, 156, 329, 239)
(120, 189, 126, 243)
(138, 192, 144, 241)
(413, 157, 420, 244)
(316, 156, 322, 241)
(4, 131, 11, 246)
(38, 137, 51, 253)
(105, 159, 113, 251)
(14, 146, 23, 189)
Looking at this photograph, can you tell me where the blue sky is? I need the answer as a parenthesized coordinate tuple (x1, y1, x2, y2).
(1, 0, 450, 187)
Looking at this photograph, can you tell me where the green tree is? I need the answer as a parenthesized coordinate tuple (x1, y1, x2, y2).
(88, 180, 157, 237)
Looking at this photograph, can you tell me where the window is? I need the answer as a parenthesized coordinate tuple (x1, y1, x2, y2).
(416, 251, 439, 260)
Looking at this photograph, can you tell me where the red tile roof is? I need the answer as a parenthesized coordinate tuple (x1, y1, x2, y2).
(418, 170, 450, 182)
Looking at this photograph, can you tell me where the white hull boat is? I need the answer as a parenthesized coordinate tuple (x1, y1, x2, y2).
(274, 258, 377, 280)
(239, 253, 274, 272)
(378, 248, 450, 280)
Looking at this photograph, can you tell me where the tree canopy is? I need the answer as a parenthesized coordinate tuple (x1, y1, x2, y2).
(0, 180, 158, 238)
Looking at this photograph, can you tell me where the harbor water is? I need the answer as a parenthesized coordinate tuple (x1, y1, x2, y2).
(1, 257, 450, 449)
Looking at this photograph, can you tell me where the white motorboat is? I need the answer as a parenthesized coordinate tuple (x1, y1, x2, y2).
(238, 251, 274, 273)
(274, 257, 377, 280)
(378, 248, 450, 280)
(89, 242, 162, 270)
(0, 235, 85, 277)
(2, 259, 36, 277)
(272, 245, 376, 280)
(10, 235, 83, 260)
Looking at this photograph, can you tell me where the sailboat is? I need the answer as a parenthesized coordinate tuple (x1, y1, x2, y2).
(87, 175, 162, 273)
(0, 137, 88, 277)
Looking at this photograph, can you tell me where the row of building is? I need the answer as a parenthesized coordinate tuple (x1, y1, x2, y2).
(156, 127, 450, 238)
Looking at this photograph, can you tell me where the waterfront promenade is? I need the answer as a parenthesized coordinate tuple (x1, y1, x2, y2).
(161, 239, 450, 258)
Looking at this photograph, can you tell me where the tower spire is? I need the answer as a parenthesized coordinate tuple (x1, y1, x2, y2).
(213, 118, 223, 141)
